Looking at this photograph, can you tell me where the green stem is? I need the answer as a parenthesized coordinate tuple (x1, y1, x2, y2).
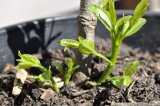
(97, 39, 120, 85)
(93, 51, 112, 65)
(64, 72, 70, 85)
(50, 77, 60, 93)
(64, 65, 79, 85)
(38, 66, 47, 73)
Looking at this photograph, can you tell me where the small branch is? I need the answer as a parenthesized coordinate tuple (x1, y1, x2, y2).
(93, 51, 112, 65)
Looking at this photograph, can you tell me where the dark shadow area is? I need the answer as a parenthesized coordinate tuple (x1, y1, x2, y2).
(7, 19, 61, 64)
(13, 83, 41, 106)
(93, 83, 121, 106)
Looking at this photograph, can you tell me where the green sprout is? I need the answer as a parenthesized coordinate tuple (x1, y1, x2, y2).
(90, 0, 149, 86)
(53, 58, 79, 84)
(61, 36, 112, 64)
(107, 61, 140, 88)
(16, 51, 59, 93)
(64, 58, 80, 84)
(60, 0, 149, 88)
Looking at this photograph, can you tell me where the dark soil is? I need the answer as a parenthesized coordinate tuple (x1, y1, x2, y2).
(0, 37, 160, 106)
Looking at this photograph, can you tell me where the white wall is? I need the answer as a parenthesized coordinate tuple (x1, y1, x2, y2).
(0, 0, 80, 28)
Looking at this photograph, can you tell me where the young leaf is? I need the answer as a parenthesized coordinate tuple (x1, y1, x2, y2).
(123, 61, 140, 77)
(115, 16, 132, 35)
(100, 0, 109, 8)
(66, 58, 74, 69)
(65, 58, 80, 84)
(66, 59, 80, 77)
(71, 65, 80, 75)
(122, 21, 130, 36)
(60, 39, 80, 48)
(110, 75, 133, 88)
(38, 71, 51, 82)
(124, 18, 146, 38)
(17, 51, 42, 69)
(90, 4, 112, 31)
(110, 76, 124, 89)
(53, 62, 64, 74)
(38, 66, 51, 82)
(100, 0, 116, 25)
(109, 60, 139, 88)
(123, 76, 133, 87)
(78, 36, 85, 42)
(108, 0, 116, 25)
(16, 51, 59, 93)
(78, 39, 95, 55)
(130, 0, 149, 26)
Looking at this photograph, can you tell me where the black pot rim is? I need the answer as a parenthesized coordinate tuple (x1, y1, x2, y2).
(0, 10, 160, 30)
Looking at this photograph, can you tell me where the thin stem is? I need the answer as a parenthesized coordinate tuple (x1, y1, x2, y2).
(38, 66, 47, 73)
(97, 38, 121, 85)
(38, 66, 59, 93)
(93, 51, 112, 65)
(64, 65, 79, 85)
(50, 77, 60, 93)
(64, 72, 70, 85)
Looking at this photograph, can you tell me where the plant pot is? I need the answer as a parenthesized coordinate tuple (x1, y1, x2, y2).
(0, 11, 160, 105)
(115, 0, 140, 9)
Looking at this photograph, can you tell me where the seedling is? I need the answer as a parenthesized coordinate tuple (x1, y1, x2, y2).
(16, 51, 59, 93)
(61, 36, 112, 64)
(60, 0, 149, 88)
(53, 58, 80, 84)
(64, 58, 80, 84)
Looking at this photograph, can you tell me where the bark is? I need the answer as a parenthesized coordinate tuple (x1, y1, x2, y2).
(77, 0, 98, 42)
(73, 0, 99, 84)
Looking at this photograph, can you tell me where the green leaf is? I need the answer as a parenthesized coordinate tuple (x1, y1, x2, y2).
(123, 76, 133, 87)
(111, 76, 124, 89)
(60, 39, 80, 48)
(78, 39, 95, 55)
(123, 61, 140, 77)
(53, 62, 64, 73)
(72, 65, 80, 73)
(64, 57, 80, 84)
(78, 36, 85, 42)
(66, 57, 79, 74)
(38, 67, 51, 82)
(66, 58, 74, 69)
(90, 4, 112, 31)
(108, 0, 116, 25)
(16, 63, 35, 69)
(17, 51, 42, 69)
(124, 18, 146, 38)
(130, 0, 149, 26)
(100, 0, 116, 25)
(17, 51, 41, 65)
(100, 0, 109, 8)
(115, 16, 132, 35)
(122, 21, 130, 36)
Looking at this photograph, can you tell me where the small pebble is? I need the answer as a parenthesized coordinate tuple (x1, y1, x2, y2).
(40, 88, 56, 101)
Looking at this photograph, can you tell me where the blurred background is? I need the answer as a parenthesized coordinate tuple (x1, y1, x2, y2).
(0, 0, 80, 28)
(0, 0, 160, 28)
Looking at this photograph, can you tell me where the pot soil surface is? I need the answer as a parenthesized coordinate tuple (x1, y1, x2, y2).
(0, 37, 160, 106)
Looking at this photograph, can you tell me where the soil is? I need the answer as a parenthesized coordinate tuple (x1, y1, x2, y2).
(0, 37, 160, 106)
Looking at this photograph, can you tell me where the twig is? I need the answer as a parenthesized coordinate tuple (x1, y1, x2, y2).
(71, 90, 89, 97)
(127, 81, 136, 103)
(144, 90, 153, 101)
